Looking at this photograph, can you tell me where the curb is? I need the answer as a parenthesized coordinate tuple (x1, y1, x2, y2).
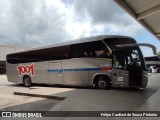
(14, 92, 66, 100)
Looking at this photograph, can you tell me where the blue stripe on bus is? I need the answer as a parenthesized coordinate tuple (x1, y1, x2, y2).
(48, 68, 101, 72)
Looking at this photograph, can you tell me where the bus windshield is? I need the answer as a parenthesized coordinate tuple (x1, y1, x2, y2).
(113, 47, 145, 70)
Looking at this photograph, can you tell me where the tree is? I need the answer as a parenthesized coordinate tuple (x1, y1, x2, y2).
(157, 51, 160, 56)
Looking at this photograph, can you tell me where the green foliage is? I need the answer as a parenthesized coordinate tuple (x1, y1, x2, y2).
(157, 51, 160, 56)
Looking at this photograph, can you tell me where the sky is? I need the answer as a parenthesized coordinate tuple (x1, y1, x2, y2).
(0, 0, 160, 57)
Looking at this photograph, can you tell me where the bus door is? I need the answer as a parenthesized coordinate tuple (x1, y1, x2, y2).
(112, 47, 144, 87)
(112, 43, 157, 88)
(111, 49, 129, 87)
(48, 61, 63, 84)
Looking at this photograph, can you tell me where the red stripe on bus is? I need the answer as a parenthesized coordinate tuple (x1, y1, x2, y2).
(100, 67, 112, 71)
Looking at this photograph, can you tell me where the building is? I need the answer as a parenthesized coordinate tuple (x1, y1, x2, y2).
(0, 45, 25, 74)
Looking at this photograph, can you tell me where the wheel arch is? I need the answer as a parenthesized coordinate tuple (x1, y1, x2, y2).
(92, 73, 111, 85)
(23, 75, 31, 80)
(23, 75, 32, 87)
(23, 75, 31, 82)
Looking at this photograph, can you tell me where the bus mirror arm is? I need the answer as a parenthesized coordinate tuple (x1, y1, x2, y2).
(101, 40, 112, 54)
(116, 43, 157, 55)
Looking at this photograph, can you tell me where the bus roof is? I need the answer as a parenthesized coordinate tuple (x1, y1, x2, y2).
(7, 35, 135, 56)
(145, 56, 160, 61)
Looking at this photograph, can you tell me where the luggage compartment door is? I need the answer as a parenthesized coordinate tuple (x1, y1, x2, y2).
(48, 61, 63, 84)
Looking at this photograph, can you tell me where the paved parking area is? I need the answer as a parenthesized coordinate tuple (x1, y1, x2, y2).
(0, 75, 73, 109)
(0, 75, 41, 109)
(0, 74, 160, 120)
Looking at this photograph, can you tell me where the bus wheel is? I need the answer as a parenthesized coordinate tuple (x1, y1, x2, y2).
(23, 76, 32, 87)
(95, 76, 110, 89)
(157, 69, 160, 73)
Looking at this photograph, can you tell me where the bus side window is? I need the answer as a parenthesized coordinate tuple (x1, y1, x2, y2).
(70, 44, 82, 58)
(81, 41, 110, 58)
(82, 52, 88, 57)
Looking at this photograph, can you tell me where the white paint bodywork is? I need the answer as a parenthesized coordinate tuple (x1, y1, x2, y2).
(6, 58, 112, 86)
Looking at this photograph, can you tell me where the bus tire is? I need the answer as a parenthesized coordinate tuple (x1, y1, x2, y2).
(95, 76, 110, 90)
(157, 69, 160, 73)
(23, 76, 32, 87)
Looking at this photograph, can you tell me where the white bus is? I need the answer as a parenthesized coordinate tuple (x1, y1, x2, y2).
(6, 35, 156, 89)
(145, 56, 160, 73)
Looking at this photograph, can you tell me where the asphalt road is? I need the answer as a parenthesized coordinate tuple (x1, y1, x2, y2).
(0, 74, 160, 120)
(0, 98, 61, 111)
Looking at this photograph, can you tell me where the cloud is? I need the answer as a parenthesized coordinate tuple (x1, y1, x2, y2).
(72, 0, 143, 36)
(0, 0, 71, 48)
(0, 0, 144, 48)
(73, 0, 124, 25)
